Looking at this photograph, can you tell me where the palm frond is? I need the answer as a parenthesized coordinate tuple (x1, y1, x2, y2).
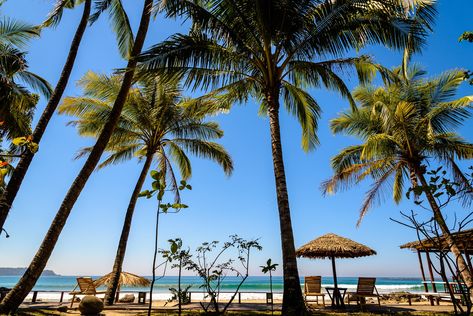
(281, 80, 320, 151)
(42, 0, 78, 28)
(16, 71, 53, 98)
(90, 0, 134, 59)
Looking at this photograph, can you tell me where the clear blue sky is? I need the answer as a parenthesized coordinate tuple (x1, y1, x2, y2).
(0, 0, 472, 278)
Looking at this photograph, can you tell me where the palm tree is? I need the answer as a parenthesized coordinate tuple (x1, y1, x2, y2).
(0, 13, 51, 138)
(0, 0, 153, 313)
(0, 0, 134, 233)
(138, 0, 433, 313)
(58, 71, 233, 305)
(260, 259, 278, 314)
(322, 65, 473, 297)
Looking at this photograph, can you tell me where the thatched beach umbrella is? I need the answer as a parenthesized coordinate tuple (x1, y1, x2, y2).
(95, 272, 150, 301)
(296, 233, 376, 306)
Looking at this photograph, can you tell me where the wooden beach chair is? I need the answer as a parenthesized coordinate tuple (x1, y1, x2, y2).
(69, 277, 106, 308)
(346, 277, 380, 306)
(304, 276, 325, 306)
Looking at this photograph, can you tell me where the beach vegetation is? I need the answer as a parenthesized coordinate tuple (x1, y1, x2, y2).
(0, 0, 135, 243)
(260, 259, 278, 315)
(0, 0, 92, 233)
(161, 238, 194, 315)
(394, 166, 473, 315)
(0, 0, 154, 313)
(0, 6, 50, 140)
(58, 71, 232, 306)
(137, 0, 433, 313)
(140, 170, 192, 316)
(187, 235, 262, 315)
(322, 60, 473, 301)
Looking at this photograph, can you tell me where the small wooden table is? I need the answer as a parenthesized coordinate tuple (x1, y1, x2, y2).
(138, 292, 147, 304)
(325, 287, 347, 307)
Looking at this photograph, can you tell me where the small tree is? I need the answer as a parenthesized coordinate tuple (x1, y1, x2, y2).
(139, 170, 191, 316)
(260, 259, 278, 314)
(392, 166, 473, 314)
(188, 235, 262, 314)
(160, 238, 193, 316)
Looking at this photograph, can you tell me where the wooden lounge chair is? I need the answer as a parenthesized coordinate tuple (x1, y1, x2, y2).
(304, 276, 325, 306)
(69, 277, 106, 308)
(347, 277, 380, 306)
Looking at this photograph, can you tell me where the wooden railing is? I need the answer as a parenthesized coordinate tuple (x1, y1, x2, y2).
(17, 289, 282, 305)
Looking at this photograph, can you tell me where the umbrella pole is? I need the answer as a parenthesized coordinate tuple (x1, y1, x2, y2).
(331, 256, 340, 306)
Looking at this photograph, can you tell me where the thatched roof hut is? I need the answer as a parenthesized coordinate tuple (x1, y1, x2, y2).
(296, 233, 377, 307)
(94, 271, 150, 288)
(400, 228, 473, 253)
(296, 233, 377, 259)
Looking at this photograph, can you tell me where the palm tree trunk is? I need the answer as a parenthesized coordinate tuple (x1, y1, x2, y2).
(104, 152, 154, 305)
(148, 200, 161, 316)
(0, 0, 92, 232)
(415, 168, 473, 301)
(0, 1, 153, 313)
(267, 96, 306, 315)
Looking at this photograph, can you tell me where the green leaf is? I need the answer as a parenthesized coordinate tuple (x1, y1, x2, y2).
(151, 170, 160, 180)
(171, 242, 178, 254)
(152, 180, 160, 190)
(138, 190, 150, 197)
(186, 184, 192, 190)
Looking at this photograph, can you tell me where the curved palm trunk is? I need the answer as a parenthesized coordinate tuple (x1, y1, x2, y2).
(0, 0, 92, 232)
(0, 1, 153, 312)
(267, 98, 306, 315)
(415, 167, 473, 301)
(104, 152, 153, 305)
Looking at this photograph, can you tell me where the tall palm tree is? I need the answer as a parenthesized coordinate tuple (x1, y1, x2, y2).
(58, 71, 233, 305)
(0, 0, 134, 233)
(0, 13, 51, 138)
(322, 65, 473, 297)
(0, 0, 153, 313)
(138, 0, 433, 313)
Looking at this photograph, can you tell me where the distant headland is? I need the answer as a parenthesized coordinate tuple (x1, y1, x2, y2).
(0, 268, 59, 276)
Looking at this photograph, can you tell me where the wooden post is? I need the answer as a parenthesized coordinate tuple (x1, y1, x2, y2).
(238, 292, 241, 304)
(331, 256, 343, 306)
(417, 250, 429, 292)
(425, 251, 437, 293)
(59, 291, 64, 303)
(31, 291, 38, 303)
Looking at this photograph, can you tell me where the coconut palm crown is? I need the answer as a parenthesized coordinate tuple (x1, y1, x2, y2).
(0, 11, 51, 138)
(323, 65, 473, 225)
(59, 71, 233, 182)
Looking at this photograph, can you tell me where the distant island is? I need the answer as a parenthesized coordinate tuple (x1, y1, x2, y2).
(0, 268, 58, 276)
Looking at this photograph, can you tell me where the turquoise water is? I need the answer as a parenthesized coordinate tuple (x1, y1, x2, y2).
(0, 276, 427, 293)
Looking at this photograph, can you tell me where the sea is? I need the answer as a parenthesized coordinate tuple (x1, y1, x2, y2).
(0, 276, 430, 302)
